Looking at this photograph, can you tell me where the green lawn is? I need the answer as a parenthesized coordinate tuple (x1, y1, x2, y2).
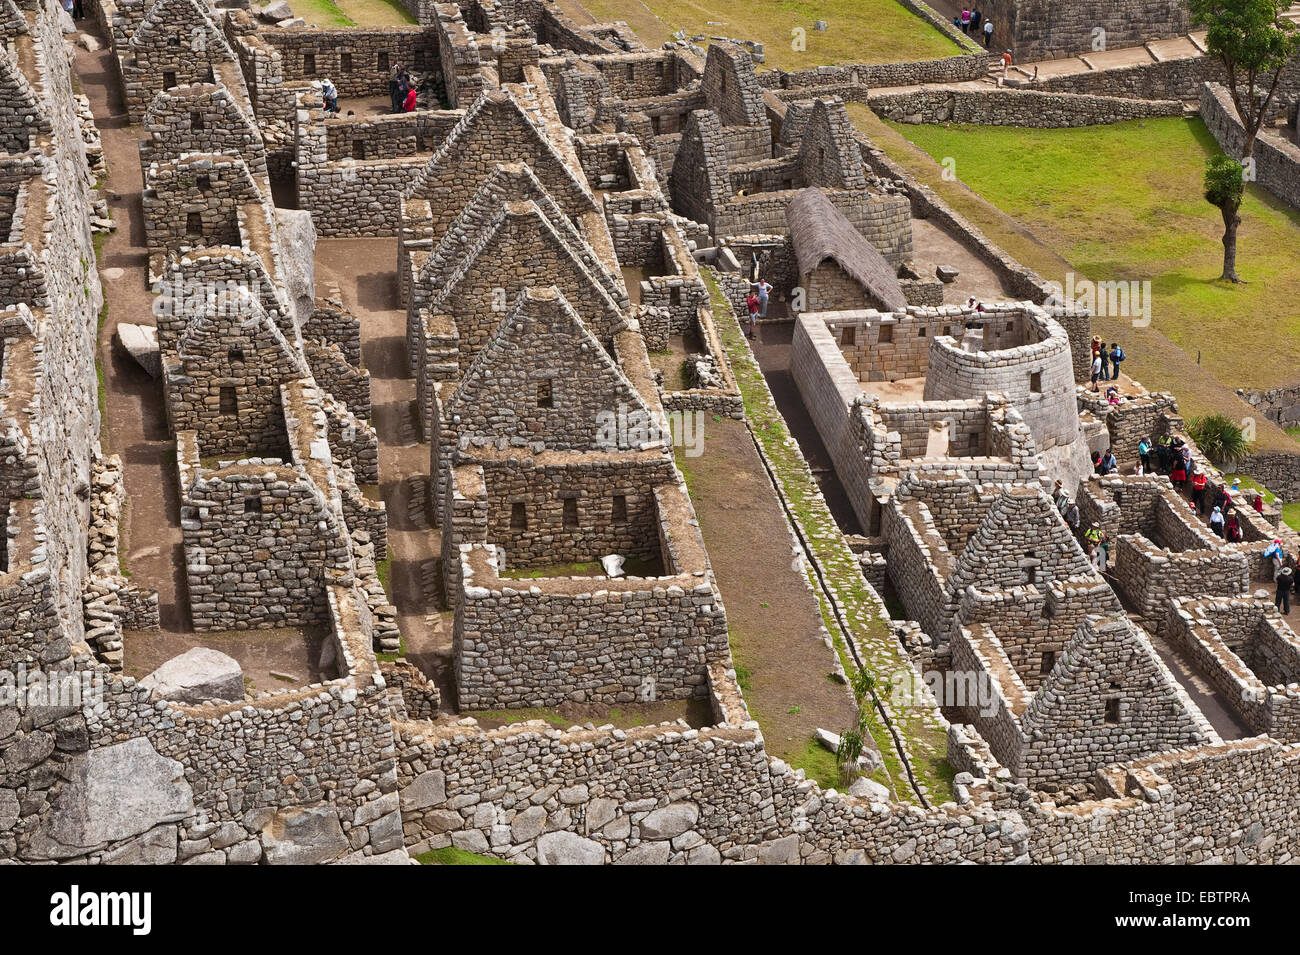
(288, 0, 416, 27)
(577, 0, 960, 69)
(866, 111, 1300, 451)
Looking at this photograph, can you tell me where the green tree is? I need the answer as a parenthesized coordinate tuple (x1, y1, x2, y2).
(1204, 154, 1246, 282)
(1190, 0, 1300, 159)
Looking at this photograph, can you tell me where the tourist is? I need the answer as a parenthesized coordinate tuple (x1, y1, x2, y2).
(744, 292, 759, 339)
(1225, 509, 1242, 543)
(1098, 341, 1111, 381)
(1109, 342, 1125, 380)
(1214, 484, 1233, 515)
(1209, 505, 1225, 538)
(1001, 49, 1013, 82)
(389, 63, 405, 113)
(1138, 435, 1152, 472)
(1063, 498, 1080, 532)
(1155, 434, 1172, 472)
(1090, 351, 1102, 391)
(983, 18, 994, 48)
(1277, 565, 1295, 614)
(320, 77, 339, 114)
(403, 83, 418, 112)
(1265, 538, 1286, 579)
(1105, 385, 1120, 406)
(1101, 447, 1118, 475)
(971, 9, 982, 33)
(1254, 493, 1266, 515)
(1092, 450, 1105, 475)
(1052, 479, 1067, 512)
(1170, 455, 1187, 488)
(750, 277, 773, 318)
(1191, 470, 1208, 511)
(961, 8, 971, 33)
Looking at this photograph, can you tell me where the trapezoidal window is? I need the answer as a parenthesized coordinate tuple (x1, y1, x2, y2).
(1040, 651, 1056, 675)
(163, 71, 177, 90)
(341, 52, 353, 72)
(510, 501, 527, 531)
(377, 52, 389, 72)
(1030, 371, 1042, 393)
(228, 347, 245, 364)
(352, 140, 366, 160)
(1104, 697, 1121, 723)
(303, 53, 316, 74)
(219, 386, 237, 415)
(536, 379, 554, 408)
(562, 497, 578, 529)
(185, 212, 203, 237)
(191, 110, 205, 131)
(878, 324, 893, 344)
(612, 494, 627, 523)
(244, 495, 263, 514)
(840, 326, 856, 346)
(195, 173, 212, 193)
(670, 286, 681, 306)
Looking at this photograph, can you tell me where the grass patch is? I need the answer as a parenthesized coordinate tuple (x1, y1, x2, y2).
(1284, 503, 1300, 534)
(375, 556, 391, 596)
(576, 0, 959, 69)
(288, 0, 416, 27)
(863, 111, 1300, 451)
(415, 847, 513, 865)
(499, 556, 662, 578)
(788, 735, 840, 789)
(375, 634, 407, 663)
(701, 268, 953, 805)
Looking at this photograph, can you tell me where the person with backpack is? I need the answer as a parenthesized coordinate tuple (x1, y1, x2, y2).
(960, 8, 971, 33)
(1265, 538, 1286, 579)
(1109, 342, 1125, 380)
(983, 18, 994, 48)
(744, 292, 759, 340)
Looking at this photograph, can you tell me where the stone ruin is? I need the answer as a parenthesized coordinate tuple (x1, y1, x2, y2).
(3, 0, 1300, 866)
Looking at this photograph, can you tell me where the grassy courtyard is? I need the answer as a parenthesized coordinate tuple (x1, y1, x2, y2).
(574, 0, 960, 69)
(854, 107, 1300, 453)
(287, 0, 415, 27)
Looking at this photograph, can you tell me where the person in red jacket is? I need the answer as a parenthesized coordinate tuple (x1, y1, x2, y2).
(403, 84, 418, 112)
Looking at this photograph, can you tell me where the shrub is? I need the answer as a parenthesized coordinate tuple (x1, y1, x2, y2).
(1187, 412, 1253, 465)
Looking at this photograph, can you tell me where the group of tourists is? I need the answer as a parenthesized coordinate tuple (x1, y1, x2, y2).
(743, 278, 772, 340)
(1051, 480, 1110, 572)
(1089, 336, 1126, 391)
(388, 64, 419, 113)
(955, 8, 995, 47)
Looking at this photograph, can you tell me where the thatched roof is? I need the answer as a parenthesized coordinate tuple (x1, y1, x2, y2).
(785, 188, 907, 311)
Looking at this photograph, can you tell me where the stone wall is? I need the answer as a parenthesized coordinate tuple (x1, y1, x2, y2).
(869, 87, 1184, 127)
(979, 0, 1189, 61)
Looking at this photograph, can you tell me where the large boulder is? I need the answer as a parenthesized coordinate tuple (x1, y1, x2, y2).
(536, 830, 605, 865)
(138, 647, 244, 703)
(256, 0, 293, 21)
(115, 323, 160, 378)
(274, 208, 317, 329)
(637, 802, 698, 840)
(260, 806, 349, 864)
(47, 738, 194, 848)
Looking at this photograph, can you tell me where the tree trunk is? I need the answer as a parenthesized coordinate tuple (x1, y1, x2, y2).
(1221, 203, 1242, 283)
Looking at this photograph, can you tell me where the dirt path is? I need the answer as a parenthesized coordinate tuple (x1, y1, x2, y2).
(313, 238, 454, 708)
(678, 416, 858, 776)
(74, 24, 191, 633)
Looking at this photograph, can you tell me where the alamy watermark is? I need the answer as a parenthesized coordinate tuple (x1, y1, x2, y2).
(889, 666, 1000, 718)
(1044, 272, 1152, 327)
(595, 403, 705, 457)
(0, 665, 105, 711)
